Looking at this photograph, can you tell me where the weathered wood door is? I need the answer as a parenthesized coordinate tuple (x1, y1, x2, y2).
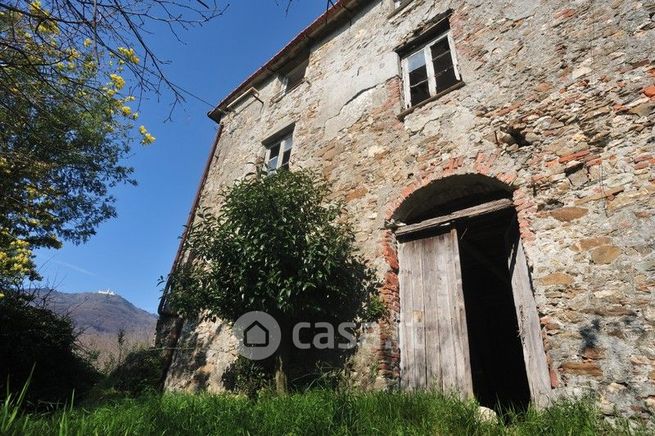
(398, 227, 473, 395)
(507, 233, 551, 406)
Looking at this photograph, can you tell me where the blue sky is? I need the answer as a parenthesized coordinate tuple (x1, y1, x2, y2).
(34, 1, 327, 314)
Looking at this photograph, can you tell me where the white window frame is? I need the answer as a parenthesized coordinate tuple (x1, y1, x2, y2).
(401, 30, 461, 109)
(264, 132, 293, 173)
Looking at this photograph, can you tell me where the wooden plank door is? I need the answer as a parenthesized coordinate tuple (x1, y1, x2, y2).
(507, 233, 551, 406)
(398, 227, 473, 396)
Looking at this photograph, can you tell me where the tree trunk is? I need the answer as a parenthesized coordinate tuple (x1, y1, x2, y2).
(275, 354, 288, 394)
(274, 323, 290, 394)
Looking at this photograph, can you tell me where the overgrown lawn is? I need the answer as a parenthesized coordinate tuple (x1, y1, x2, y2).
(2, 390, 651, 435)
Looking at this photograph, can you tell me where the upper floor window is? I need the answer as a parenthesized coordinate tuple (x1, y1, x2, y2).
(282, 59, 308, 93)
(401, 30, 461, 109)
(265, 131, 293, 173)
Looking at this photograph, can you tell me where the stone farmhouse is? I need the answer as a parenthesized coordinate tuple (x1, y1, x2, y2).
(156, 0, 655, 417)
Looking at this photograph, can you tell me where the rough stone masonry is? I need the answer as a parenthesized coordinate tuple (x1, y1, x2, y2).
(156, 0, 655, 419)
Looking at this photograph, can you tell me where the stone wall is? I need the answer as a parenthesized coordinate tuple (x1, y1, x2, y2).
(159, 0, 655, 417)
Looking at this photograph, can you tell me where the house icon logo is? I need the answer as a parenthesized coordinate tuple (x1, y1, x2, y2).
(233, 311, 281, 360)
(243, 320, 269, 347)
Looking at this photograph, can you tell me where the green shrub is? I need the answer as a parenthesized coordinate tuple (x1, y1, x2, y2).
(103, 348, 165, 397)
(0, 289, 99, 409)
(221, 357, 273, 399)
(168, 169, 382, 392)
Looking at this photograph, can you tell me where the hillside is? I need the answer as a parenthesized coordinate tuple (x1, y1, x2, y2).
(36, 289, 158, 370)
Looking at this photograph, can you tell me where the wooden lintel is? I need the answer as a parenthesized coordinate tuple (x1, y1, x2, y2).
(395, 198, 514, 238)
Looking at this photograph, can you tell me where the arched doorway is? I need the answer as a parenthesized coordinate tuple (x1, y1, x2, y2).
(393, 175, 550, 411)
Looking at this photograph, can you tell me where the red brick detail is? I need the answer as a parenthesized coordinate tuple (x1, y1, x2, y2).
(633, 155, 655, 170)
(558, 149, 591, 164)
(643, 85, 655, 98)
(372, 77, 405, 126)
(498, 171, 518, 185)
(550, 367, 560, 388)
(555, 8, 576, 19)
(382, 233, 399, 272)
(376, 229, 401, 381)
(634, 161, 652, 170)
(585, 157, 603, 168)
(514, 190, 536, 242)
(495, 101, 523, 116)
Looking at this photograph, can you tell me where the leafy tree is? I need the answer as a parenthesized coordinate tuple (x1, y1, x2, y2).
(0, 1, 221, 285)
(168, 169, 383, 393)
(0, 1, 224, 111)
(0, 15, 137, 283)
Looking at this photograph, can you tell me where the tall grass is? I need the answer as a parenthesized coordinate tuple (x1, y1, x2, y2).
(1, 376, 31, 435)
(2, 389, 652, 435)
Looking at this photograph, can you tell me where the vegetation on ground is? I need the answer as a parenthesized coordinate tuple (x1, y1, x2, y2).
(0, 289, 99, 408)
(2, 388, 652, 436)
(90, 348, 166, 401)
(0, 286, 163, 408)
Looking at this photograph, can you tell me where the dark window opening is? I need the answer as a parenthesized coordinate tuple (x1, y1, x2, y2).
(280, 147, 292, 169)
(457, 209, 531, 413)
(284, 60, 308, 93)
(430, 39, 458, 91)
(266, 143, 280, 172)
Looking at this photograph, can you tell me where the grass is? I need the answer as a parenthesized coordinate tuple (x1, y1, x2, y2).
(1, 389, 652, 435)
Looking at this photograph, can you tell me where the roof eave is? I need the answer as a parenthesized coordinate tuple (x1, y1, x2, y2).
(207, 0, 368, 123)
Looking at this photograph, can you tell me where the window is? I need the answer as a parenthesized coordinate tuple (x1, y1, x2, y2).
(401, 30, 461, 108)
(282, 60, 308, 93)
(265, 131, 293, 172)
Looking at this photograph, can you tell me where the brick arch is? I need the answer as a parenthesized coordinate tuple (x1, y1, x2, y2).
(376, 152, 539, 384)
(385, 150, 537, 244)
(391, 173, 513, 224)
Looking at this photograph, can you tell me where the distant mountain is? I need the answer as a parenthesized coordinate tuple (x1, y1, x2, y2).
(37, 289, 157, 335)
(35, 289, 158, 369)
